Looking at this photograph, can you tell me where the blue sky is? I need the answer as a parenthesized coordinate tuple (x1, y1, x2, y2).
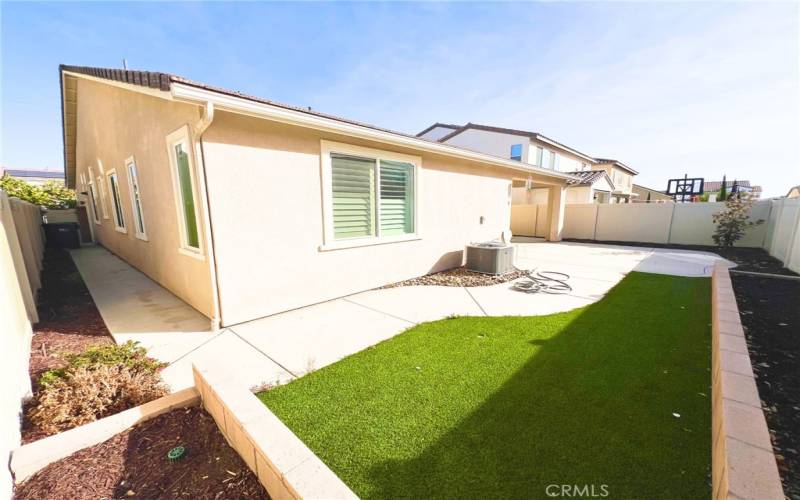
(1, 2, 797, 196)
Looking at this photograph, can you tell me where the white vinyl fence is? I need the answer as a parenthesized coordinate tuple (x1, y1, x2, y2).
(512, 198, 800, 273)
(762, 198, 800, 273)
(1, 190, 44, 498)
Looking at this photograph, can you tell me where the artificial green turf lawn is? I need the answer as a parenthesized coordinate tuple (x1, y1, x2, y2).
(258, 272, 711, 499)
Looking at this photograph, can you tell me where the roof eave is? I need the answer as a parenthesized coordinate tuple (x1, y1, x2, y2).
(170, 83, 578, 183)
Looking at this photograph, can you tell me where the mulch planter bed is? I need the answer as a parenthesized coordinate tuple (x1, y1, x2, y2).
(23, 248, 115, 444)
(13, 407, 268, 500)
(384, 266, 524, 288)
(731, 271, 799, 498)
(567, 240, 799, 496)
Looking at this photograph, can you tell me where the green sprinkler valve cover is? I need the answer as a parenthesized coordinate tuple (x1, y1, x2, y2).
(167, 445, 186, 462)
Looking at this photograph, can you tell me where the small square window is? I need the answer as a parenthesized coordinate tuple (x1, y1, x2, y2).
(510, 144, 522, 161)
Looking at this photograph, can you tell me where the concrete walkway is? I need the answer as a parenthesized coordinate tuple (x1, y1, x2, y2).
(71, 242, 731, 391)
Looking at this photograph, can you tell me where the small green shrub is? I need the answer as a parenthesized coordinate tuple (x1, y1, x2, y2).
(39, 341, 164, 387)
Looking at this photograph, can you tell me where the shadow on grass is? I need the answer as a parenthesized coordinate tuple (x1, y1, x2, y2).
(264, 273, 711, 499)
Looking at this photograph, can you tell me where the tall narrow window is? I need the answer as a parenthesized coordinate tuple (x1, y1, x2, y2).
(107, 171, 125, 232)
(96, 175, 109, 218)
(379, 160, 414, 236)
(510, 144, 522, 161)
(549, 151, 557, 169)
(167, 127, 202, 254)
(87, 181, 100, 223)
(331, 154, 376, 239)
(126, 158, 147, 240)
(535, 146, 544, 167)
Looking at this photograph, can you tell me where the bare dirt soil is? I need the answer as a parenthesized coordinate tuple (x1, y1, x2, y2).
(14, 406, 268, 499)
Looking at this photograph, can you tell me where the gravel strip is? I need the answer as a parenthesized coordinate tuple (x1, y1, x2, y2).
(384, 267, 524, 288)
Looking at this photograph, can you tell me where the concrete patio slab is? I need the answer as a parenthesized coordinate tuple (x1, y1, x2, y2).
(70, 246, 212, 339)
(160, 329, 293, 391)
(466, 283, 596, 316)
(230, 299, 413, 377)
(346, 285, 484, 323)
(71, 241, 732, 392)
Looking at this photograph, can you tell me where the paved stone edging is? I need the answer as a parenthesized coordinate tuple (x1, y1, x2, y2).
(712, 262, 784, 500)
(192, 363, 357, 499)
(10, 387, 199, 484)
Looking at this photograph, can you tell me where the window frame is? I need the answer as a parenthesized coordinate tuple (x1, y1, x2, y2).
(87, 178, 100, 224)
(93, 165, 110, 220)
(166, 125, 204, 259)
(105, 169, 127, 233)
(320, 140, 421, 251)
(125, 156, 148, 241)
(535, 146, 544, 167)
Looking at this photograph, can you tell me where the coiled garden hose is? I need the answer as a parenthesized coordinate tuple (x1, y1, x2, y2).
(512, 269, 572, 295)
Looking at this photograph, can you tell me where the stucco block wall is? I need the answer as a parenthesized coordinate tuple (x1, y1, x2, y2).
(595, 203, 673, 243)
(73, 78, 215, 319)
(0, 193, 42, 499)
(669, 201, 770, 247)
(202, 112, 514, 325)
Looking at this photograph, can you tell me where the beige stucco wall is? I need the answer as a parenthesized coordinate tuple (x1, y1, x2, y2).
(73, 78, 215, 319)
(669, 201, 770, 247)
(201, 112, 523, 325)
(1, 192, 42, 499)
(597, 164, 634, 195)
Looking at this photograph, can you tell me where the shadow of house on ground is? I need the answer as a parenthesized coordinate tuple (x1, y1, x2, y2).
(262, 272, 711, 499)
(14, 407, 267, 499)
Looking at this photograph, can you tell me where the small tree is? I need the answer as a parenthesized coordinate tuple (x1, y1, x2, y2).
(718, 175, 727, 202)
(711, 193, 763, 247)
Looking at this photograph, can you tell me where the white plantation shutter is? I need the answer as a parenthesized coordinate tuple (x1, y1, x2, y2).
(379, 160, 414, 236)
(331, 154, 376, 239)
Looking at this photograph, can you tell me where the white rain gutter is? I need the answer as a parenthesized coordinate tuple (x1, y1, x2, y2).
(192, 101, 223, 330)
(169, 83, 578, 185)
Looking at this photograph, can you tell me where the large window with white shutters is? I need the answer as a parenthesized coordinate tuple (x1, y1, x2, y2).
(321, 141, 419, 249)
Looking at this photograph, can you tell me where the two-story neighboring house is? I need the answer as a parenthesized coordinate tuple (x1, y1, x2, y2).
(593, 159, 639, 203)
(417, 123, 636, 204)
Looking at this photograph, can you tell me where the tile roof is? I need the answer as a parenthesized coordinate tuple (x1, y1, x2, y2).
(59, 65, 582, 188)
(563, 170, 614, 188)
(60, 65, 429, 142)
(704, 180, 761, 192)
(592, 158, 639, 175)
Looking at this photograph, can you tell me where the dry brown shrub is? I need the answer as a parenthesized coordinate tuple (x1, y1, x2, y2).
(28, 364, 169, 435)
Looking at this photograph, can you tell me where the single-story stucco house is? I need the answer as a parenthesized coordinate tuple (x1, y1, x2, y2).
(59, 65, 576, 328)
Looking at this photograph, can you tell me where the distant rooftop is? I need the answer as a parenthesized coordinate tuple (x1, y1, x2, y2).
(704, 180, 762, 193)
(3, 168, 65, 179)
(563, 170, 614, 188)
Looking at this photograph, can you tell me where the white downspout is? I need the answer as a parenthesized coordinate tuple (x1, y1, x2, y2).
(192, 101, 223, 330)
